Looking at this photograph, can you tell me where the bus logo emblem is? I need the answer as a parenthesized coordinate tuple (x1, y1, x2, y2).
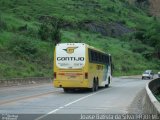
(63, 47, 78, 54)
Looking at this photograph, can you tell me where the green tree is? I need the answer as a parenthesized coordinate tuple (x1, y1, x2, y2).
(155, 42, 160, 59)
(38, 23, 50, 41)
(51, 19, 61, 45)
(38, 19, 61, 44)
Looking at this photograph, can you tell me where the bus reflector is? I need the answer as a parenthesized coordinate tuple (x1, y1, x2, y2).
(54, 72, 56, 79)
(85, 72, 88, 79)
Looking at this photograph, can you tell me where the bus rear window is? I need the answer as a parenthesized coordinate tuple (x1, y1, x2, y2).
(56, 44, 85, 69)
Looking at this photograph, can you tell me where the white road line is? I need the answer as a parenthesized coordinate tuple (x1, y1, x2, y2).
(59, 106, 64, 109)
(48, 109, 60, 114)
(35, 109, 60, 120)
(35, 89, 107, 120)
(35, 114, 50, 120)
(64, 93, 95, 107)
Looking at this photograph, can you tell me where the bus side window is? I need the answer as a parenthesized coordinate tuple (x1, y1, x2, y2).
(89, 50, 92, 62)
(94, 52, 97, 62)
(99, 54, 103, 63)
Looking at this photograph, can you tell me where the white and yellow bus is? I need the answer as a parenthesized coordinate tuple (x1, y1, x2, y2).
(53, 43, 112, 92)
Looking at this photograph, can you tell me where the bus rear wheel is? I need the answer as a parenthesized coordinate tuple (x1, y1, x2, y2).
(90, 80, 98, 92)
(63, 88, 70, 92)
(95, 79, 98, 91)
(105, 78, 110, 88)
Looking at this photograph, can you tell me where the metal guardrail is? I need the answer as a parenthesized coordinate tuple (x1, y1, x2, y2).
(143, 78, 160, 114)
(149, 78, 160, 95)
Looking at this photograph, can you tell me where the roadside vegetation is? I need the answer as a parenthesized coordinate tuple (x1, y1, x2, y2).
(156, 95, 160, 102)
(0, 0, 159, 78)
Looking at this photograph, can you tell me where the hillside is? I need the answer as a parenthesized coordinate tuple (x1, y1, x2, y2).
(0, 0, 159, 78)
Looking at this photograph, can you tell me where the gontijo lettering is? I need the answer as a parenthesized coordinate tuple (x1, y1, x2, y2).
(57, 57, 84, 61)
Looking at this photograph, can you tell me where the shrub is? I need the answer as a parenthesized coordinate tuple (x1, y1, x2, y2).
(22, 27, 38, 38)
(8, 36, 38, 60)
(106, 6, 116, 12)
(0, 15, 7, 31)
(38, 19, 62, 44)
(38, 23, 50, 41)
(121, 65, 130, 72)
(134, 31, 145, 42)
(102, 42, 109, 51)
(144, 21, 160, 47)
(131, 43, 147, 53)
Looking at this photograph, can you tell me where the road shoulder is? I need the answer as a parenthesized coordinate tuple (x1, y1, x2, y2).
(128, 88, 145, 114)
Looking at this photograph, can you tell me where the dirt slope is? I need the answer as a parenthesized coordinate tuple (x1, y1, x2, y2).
(149, 0, 160, 17)
(128, 0, 160, 17)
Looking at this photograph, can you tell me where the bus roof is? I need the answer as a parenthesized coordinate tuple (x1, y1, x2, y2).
(56, 43, 110, 56)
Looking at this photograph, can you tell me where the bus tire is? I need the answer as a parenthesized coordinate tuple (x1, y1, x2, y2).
(90, 83, 95, 92)
(90, 79, 96, 92)
(105, 78, 110, 88)
(63, 88, 70, 92)
(95, 79, 98, 91)
(105, 84, 109, 88)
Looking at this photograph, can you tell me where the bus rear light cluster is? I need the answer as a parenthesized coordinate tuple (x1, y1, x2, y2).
(54, 72, 56, 79)
(85, 72, 88, 79)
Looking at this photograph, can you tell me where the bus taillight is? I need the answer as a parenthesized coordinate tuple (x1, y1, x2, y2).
(85, 72, 88, 79)
(54, 72, 56, 79)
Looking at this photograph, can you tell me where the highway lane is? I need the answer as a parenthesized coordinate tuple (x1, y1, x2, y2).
(0, 83, 59, 105)
(0, 77, 150, 119)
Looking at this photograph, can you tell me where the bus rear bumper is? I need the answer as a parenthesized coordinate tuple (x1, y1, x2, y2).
(53, 80, 90, 88)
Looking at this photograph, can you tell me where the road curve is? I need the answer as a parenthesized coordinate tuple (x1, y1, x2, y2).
(0, 77, 149, 119)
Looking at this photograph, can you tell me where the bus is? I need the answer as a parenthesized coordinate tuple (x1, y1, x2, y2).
(53, 43, 112, 92)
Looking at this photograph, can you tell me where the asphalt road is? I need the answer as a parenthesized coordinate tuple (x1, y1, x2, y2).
(0, 77, 150, 120)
